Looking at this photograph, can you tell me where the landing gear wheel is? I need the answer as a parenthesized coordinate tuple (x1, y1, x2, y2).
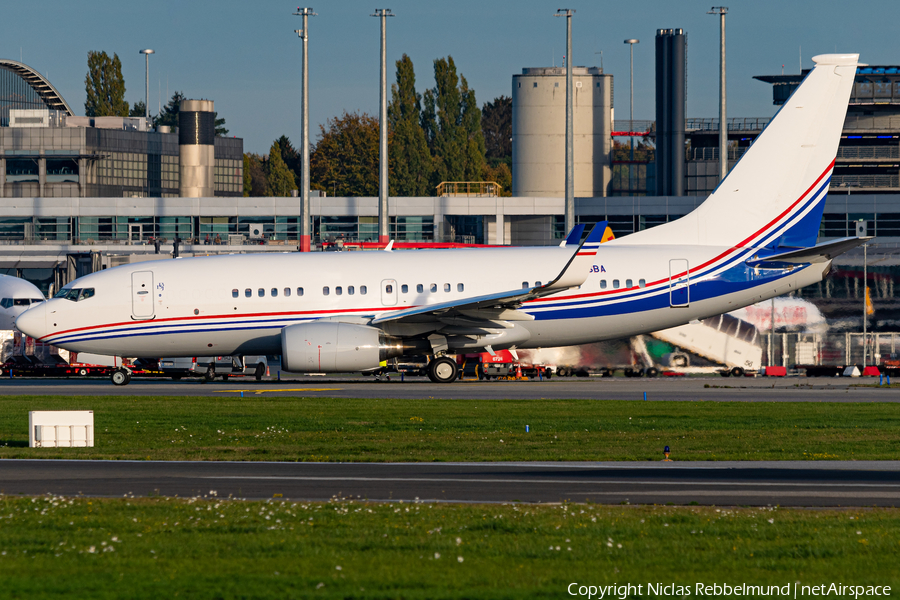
(730, 366, 745, 377)
(427, 357, 459, 383)
(111, 368, 130, 386)
(645, 367, 659, 378)
(204, 366, 216, 382)
(254, 362, 266, 381)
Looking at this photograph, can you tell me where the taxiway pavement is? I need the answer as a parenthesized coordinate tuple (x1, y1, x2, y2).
(1, 460, 898, 507)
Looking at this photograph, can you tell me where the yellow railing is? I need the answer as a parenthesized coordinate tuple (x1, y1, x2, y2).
(436, 181, 501, 197)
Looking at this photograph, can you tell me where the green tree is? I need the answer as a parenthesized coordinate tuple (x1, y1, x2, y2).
(244, 153, 269, 196)
(482, 95, 512, 165)
(309, 112, 383, 197)
(421, 56, 486, 190)
(153, 91, 185, 130)
(276, 135, 302, 184)
(388, 54, 432, 196)
(152, 91, 228, 136)
(242, 154, 253, 197)
(84, 51, 129, 117)
(129, 100, 147, 118)
(265, 143, 296, 197)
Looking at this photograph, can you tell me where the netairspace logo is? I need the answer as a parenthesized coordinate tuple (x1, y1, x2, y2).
(567, 582, 893, 599)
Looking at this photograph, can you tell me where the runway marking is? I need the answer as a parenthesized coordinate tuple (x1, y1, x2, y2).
(224, 388, 342, 394)
(201, 476, 900, 489)
(567, 490, 900, 498)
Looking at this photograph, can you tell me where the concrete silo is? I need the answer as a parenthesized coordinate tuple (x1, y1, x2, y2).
(179, 99, 215, 197)
(512, 67, 613, 197)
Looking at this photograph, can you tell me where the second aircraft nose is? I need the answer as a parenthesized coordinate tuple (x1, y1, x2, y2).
(15, 302, 47, 339)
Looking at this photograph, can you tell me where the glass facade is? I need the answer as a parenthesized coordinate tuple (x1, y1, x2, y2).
(1, 120, 242, 198)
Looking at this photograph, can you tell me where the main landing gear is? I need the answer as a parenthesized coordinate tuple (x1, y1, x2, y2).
(110, 368, 131, 386)
(426, 356, 458, 383)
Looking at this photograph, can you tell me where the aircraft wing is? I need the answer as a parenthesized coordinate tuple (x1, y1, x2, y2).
(744, 236, 871, 267)
(371, 223, 605, 326)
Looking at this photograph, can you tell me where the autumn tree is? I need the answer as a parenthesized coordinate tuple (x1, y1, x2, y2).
(310, 112, 384, 197)
(265, 142, 296, 197)
(388, 54, 432, 196)
(84, 51, 129, 117)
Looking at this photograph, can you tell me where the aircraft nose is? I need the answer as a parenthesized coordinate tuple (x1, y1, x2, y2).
(15, 302, 47, 339)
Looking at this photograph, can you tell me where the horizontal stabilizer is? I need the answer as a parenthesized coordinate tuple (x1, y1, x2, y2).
(745, 237, 870, 267)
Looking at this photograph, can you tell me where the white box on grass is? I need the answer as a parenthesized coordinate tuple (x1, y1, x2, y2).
(29, 411, 94, 448)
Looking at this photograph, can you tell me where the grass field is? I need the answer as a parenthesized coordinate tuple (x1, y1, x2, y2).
(1, 395, 898, 462)
(1, 495, 897, 599)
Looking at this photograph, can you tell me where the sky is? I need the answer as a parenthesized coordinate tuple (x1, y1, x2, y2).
(2, 0, 897, 154)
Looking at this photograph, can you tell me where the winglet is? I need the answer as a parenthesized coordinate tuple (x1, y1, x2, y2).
(560, 224, 585, 247)
(543, 223, 605, 290)
(384, 240, 394, 252)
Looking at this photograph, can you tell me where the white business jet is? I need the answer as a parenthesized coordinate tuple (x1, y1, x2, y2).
(17, 54, 867, 385)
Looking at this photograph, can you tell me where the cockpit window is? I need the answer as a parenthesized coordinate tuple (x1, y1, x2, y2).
(53, 288, 93, 302)
(0, 298, 11, 309)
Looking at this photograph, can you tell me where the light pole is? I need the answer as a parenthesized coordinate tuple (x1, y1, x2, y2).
(708, 7, 728, 183)
(372, 9, 394, 246)
(294, 8, 317, 252)
(139, 49, 154, 121)
(555, 9, 575, 233)
(624, 39, 639, 192)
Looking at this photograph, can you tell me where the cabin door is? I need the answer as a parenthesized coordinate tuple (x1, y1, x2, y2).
(131, 271, 155, 319)
(381, 279, 398, 306)
(669, 259, 690, 307)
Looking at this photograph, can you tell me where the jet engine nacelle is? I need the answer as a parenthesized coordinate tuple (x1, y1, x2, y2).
(281, 322, 405, 373)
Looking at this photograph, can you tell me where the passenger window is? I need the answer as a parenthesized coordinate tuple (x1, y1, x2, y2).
(626, 279, 633, 288)
(639, 279, 646, 288)
(258, 288, 265, 297)
(613, 279, 620, 289)
(600, 280, 607, 289)
(401, 284, 408, 293)
(232, 289, 239, 298)
(522, 282, 529, 289)
(297, 287, 304, 296)
(245, 288, 252, 298)
(443, 283, 450, 292)
(323, 286, 330, 296)
(360, 285, 367, 295)
(271, 288, 278, 297)
(385, 284, 393, 294)
(416, 284, 424, 293)
(284, 288, 291, 297)
(336, 286, 343, 296)
(348, 286, 355, 295)
(430, 283, 437, 293)
(457, 283, 464, 292)
(80, 288, 95, 300)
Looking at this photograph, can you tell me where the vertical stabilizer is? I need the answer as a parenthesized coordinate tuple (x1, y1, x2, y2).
(621, 54, 859, 249)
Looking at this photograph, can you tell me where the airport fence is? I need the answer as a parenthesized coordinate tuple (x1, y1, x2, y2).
(760, 332, 900, 368)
